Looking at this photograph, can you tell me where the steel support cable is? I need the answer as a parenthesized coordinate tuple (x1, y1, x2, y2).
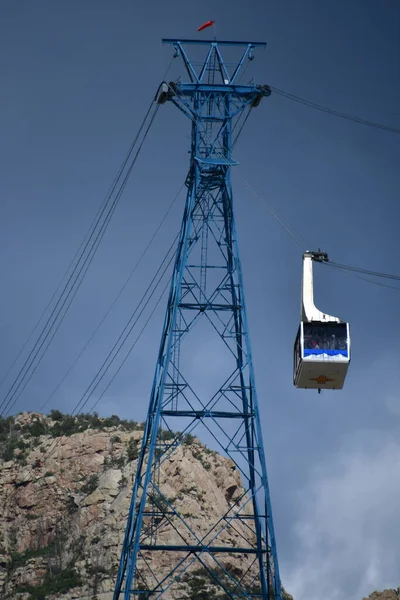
(7, 59, 179, 478)
(45, 279, 171, 465)
(35, 212, 178, 469)
(232, 150, 400, 290)
(39, 184, 183, 414)
(1, 104, 160, 418)
(66, 234, 178, 419)
(1, 55, 175, 400)
(326, 260, 400, 281)
(88, 278, 170, 415)
(0, 212, 123, 394)
(238, 181, 400, 291)
(0, 100, 158, 395)
(0, 283, 65, 391)
(270, 86, 400, 135)
(323, 261, 400, 291)
(27, 234, 178, 468)
(234, 171, 310, 249)
(0, 103, 161, 419)
(221, 122, 311, 249)
(232, 106, 253, 149)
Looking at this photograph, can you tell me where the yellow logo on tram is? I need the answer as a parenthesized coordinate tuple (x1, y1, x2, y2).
(310, 375, 333, 384)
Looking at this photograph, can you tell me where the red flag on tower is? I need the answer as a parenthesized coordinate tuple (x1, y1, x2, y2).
(197, 20, 214, 32)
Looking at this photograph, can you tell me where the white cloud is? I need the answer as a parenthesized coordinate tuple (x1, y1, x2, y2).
(283, 432, 400, 600)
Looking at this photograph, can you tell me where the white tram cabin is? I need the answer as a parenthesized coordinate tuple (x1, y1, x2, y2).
(294, 250, 351, 391)
(293, 321, 350, 390)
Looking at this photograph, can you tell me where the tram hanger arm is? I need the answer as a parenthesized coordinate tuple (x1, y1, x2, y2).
(308, 249, 329, 263)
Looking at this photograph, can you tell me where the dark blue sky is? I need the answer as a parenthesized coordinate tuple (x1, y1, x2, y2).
(1, 2, 399, 599)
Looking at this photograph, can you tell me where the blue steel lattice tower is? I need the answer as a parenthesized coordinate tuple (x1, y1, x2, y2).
(114, 39, 282, 599)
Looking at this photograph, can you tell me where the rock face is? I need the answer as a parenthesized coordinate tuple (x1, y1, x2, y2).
(0, 412, 293, 599)
(1, 412, 395, 600)
(363, 591, 400, 600)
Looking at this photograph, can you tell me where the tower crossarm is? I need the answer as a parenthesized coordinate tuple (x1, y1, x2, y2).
(162, 39, 266, 84)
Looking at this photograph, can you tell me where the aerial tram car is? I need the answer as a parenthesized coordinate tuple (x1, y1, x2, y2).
(294, 250, 350, 391)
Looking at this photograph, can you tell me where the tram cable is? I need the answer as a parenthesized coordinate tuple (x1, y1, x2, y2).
(232, 106, 253, 149)
(87, 277, 170, 414)
(22, 232, 178, 470)
(323, 260, 400, 291)
(0, 269, 79, 392)
(326, 260, 400, 282)
(0, 101, 161, 419)
(39, 184, 183, 414)
(236, 177, 400, 293)
(60, 233, 177, 419)
(270, 86, 400, 135)
(44, 279, 171, 465)
(234, 171, 311, 250)
(1, 60, 177, 419)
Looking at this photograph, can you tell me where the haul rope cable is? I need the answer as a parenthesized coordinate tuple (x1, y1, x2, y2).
(44, 280, 170, 465)
(39, 184, 184, 414)
(239, 177, 400, 290)
(24, 233, 178, 469)
(0, 279, 67, 390)
(0, 102, 158, 416)
(234, 170, 311, 250)
(0, 99, 157, 405)
(232, 106, 253, 149)
(0, 150, 138, 391)
(44, 260, 175, 464)
(45, 232, 177, 440)
(270, 86, 400, 135)
(326, 260, 400, 281)
(4, 58, 180, 471)
(88, 278, 170, 414)
(323, 260, 400, 291)
(70, 237, 177, 417)
(329, 267, 400, 291)
(0, 56, 176, 418)
(0, 103, 160, 419)
(26, 238, 176, 470)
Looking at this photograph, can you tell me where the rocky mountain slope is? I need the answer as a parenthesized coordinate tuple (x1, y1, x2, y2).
(0, 411, 293, 599)
(363, 591, 400, 600)
(0, 411, 397, 600)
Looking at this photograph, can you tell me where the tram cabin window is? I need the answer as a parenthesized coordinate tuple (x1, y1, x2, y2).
(303, 322, 348, 357)
(294, 330, 301, 375)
